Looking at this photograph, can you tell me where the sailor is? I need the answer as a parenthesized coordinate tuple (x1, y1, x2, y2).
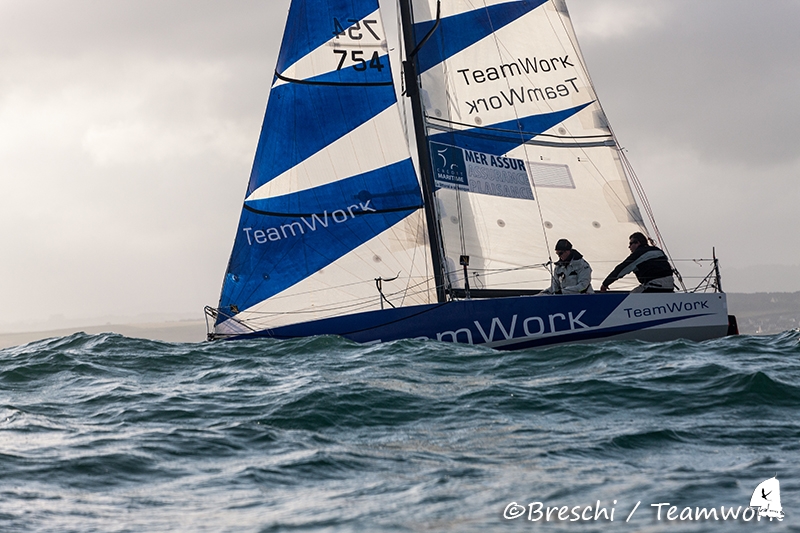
(539, 239, 594, 295)
(599, 232, 674, 293)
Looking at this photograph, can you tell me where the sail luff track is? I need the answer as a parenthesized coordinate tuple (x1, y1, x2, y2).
(398, 0, 448, 303)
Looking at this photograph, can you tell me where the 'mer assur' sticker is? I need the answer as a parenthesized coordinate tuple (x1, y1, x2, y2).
(431, 142, 534, 201)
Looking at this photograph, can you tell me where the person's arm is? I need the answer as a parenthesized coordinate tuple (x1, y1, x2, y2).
(576, 261, 593, 293)
(538, 276, 557, 295)
(602, 249, 644, 290)
(537, 264, 561, 296)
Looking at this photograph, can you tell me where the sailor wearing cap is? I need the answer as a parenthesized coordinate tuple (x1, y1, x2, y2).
(539, 239, 594, 295)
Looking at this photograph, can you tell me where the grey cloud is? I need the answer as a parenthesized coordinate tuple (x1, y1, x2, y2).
(0, 1, 286, 61)
(573, 0, 800, 167)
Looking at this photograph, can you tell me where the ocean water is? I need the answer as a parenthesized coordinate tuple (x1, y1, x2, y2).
(1, 331, 798, 533)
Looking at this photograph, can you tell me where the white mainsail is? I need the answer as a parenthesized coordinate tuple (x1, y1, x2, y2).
(410, 0, 647, 292)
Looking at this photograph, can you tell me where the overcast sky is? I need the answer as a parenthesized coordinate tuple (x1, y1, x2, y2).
(1, 0, 799, 329)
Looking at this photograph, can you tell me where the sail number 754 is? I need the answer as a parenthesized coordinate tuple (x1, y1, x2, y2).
(334, 49, 385, 71)
(333, 18, 380, 40)
(333, 18, 385, 72)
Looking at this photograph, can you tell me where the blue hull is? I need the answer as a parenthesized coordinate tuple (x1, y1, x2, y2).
(226, 293, 730, 350)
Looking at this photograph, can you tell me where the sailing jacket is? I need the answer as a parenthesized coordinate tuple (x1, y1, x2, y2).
(541, 250, 594, 295)
(602, 245, 674, 290)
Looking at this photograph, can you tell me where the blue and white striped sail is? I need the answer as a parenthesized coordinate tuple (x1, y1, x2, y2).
(411, 0, 648, 292)
(215, 0, 435, 336)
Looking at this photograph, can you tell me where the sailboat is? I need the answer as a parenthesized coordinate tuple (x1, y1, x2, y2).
(750, 477, 784, 521)
(205, 0, 735, 349)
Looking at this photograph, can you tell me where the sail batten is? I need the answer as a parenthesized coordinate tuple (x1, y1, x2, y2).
(428, 103, 594, 155)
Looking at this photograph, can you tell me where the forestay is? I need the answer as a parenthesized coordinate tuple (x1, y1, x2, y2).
(215, 0, 436, 335)
(410, 0, 647, 293)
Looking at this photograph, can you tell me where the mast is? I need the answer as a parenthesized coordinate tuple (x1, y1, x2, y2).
(398, 0, 448, 303)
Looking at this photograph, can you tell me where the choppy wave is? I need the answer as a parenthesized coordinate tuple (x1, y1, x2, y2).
(1, 330, 799, 531)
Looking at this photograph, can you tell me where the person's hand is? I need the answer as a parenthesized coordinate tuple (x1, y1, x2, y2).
(600, 284, 608, 293)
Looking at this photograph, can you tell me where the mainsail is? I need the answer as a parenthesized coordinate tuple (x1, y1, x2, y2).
(410, 0, 647, 293)
(215, 0, 436, 335)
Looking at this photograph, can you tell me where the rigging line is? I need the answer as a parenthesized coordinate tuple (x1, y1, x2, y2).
(589, 146, 649, 232)
(480, 1, 554, 269)
(398, 209, 426, 307)
(555, 3, 663, 237)
(243, 286, 403, 317)
(420, 207, 434, 305)
(623, 152, 662, 244)
(384, 276, 443, 301)
(620, 152, 687, 291)
(619, 153, 665, 248)
(436, 2, 480, 293)
(418, 4, 465, 291)
(244, 302, 377, 322)
(481, 5, 560, 118)
(537, 4, 650, 232)
(371, 187, 434, 306)
(236, 222, 438, 314)
(261, 292, 392, 316)
(256, 280, 376, 302)
(356, 21, 426, 305)
(455, 188, 467, 273)
(240, 279, 439, 322)
(553, 2, 595, 106)
(242, 203, 422, 217)
(426, 116, 614, 140)
(399, 0, 449, 303)
(213, 308, 260, 333)
(408, 0, 441, 59)
(375, 274, 400, 309)
(372, 284, 439, 308)
(246, 271, 435, 305)
(620, 154, 657, 237)
(465, 266, 551, 280)
(389, 195, 434, 305)
(469, 263, 556, 274)
(273, 71, 393, 87)
(426, 122, 615, 148)
(532, 13, 644, 230)
(352, 13, 428, 309)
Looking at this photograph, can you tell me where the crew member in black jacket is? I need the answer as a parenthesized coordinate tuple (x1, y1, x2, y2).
(599, 232, 674, 293)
